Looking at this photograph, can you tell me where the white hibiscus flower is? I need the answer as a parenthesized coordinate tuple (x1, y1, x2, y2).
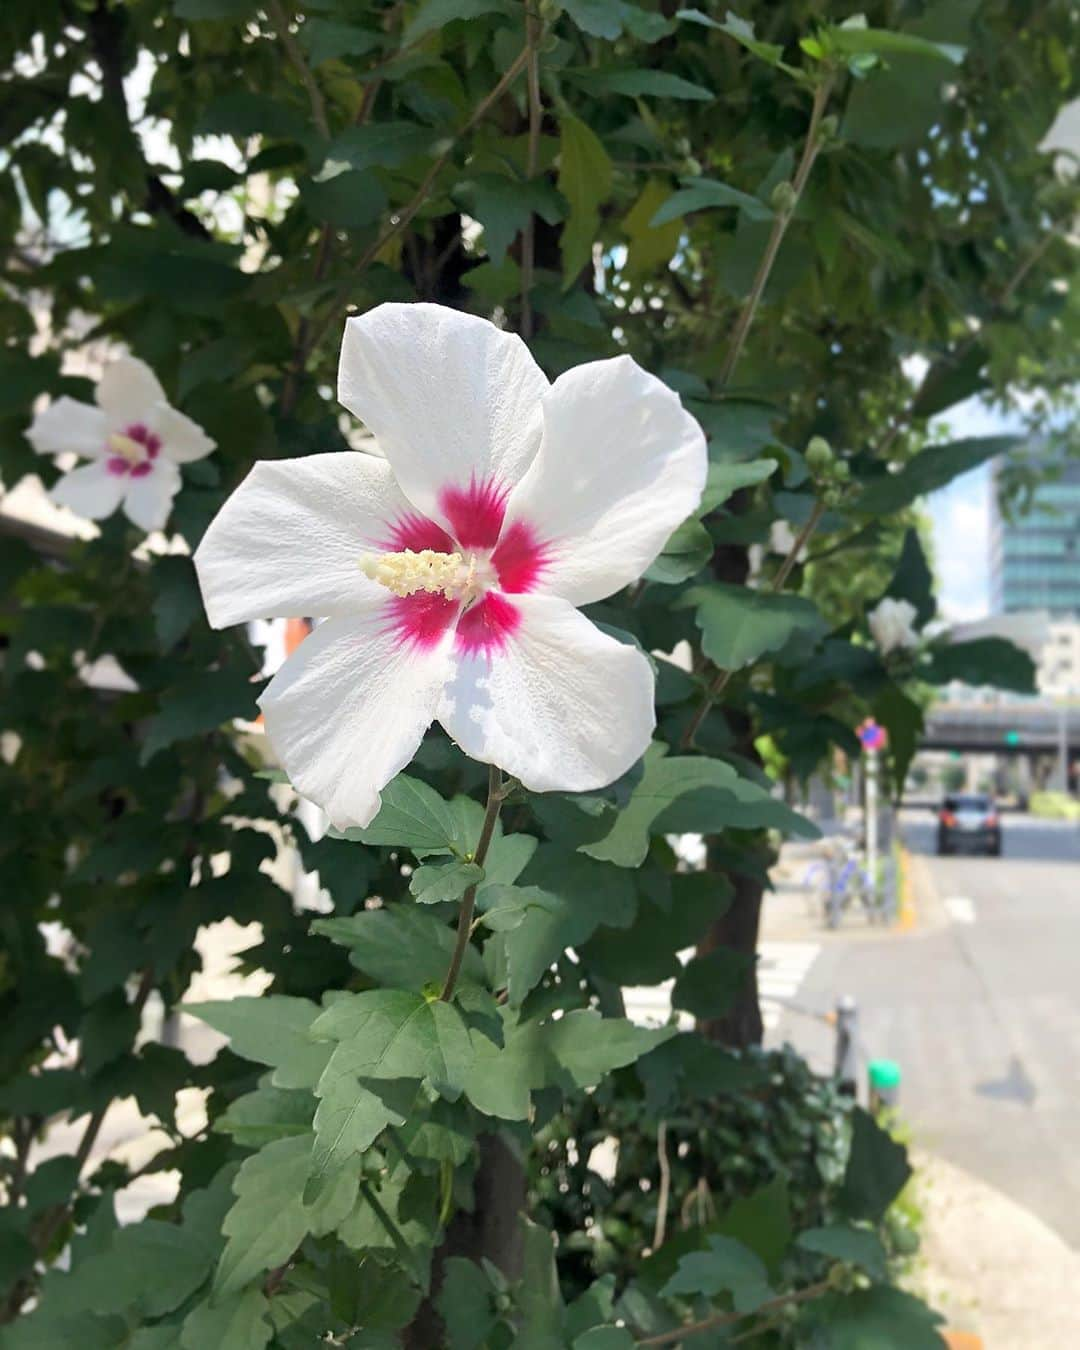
(27, 355, 216, 532)
(194, 303, 708, 830)
(868, 597, 920, 656)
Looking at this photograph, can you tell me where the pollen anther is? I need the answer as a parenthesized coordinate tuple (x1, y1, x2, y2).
(107, 432, 146, 464)
(360, 548, 479, 601)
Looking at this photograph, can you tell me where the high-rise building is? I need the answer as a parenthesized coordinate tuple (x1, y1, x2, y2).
(990, 458, 1080, 616)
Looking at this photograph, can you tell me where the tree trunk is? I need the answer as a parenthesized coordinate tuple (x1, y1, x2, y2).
(698, 854, 765, 1048)
(403, 1133, 525, 1347)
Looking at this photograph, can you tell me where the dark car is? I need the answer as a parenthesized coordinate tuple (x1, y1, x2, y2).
(937, 793, 1001, 856)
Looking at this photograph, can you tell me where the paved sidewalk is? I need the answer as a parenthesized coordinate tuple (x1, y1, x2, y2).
(911, 1149, 1080, 1349)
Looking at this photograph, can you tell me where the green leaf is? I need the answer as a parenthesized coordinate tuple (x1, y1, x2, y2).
(309, 1076, 415, 1200)
(677, 9, 788, 68)
(216, 1134, 357, 1296)
(463, 1009, 672, 1120)
(582, 873, 729, 986)
(670, 946, 753, 1019)
(460, 173, 564, 264)
(650, 177, 772, 226)
(885, 528, 935, 627)
(857, 437, 1019, 515)
(403, 0, 509, 44)
(481, 849, 635, 1004)
(621, 179, 682, 277)
(317, 123, 434, 180)
(312, 988, 474, 1094)
(873, 681, 924, 793)
(925, 637, 1036, 694)
(563, 0, 626, 39)
(214, 1083, 314, 1147)
(683, 583, 824, 671)
(516, 1217, 565, 1349)
(700, 457, 778, 512)
(181, 1288, 272, 1350)
(662, 1234, 772, 1313)
(141, 666, 259, 762)
(645, 518, 713, 584)
(185, 996, 329, 1089)
(297, 18, 382, 67)
(338, 773, 466, 853)
(410, 860, 485, 904)
(826, 24, 964, 65)
(840, 1108, 912, 1222)
(569, 68, 714, 101)
(195, 91, 308, 142)
(797, 1225, 888, 1281)
(436, 1258, 499, 1350)
(175, 0, 257, 17)
(806, 1287, 946, 1348)
(312, 906, 485, 991)
(573, 1329, 635, 1350)
(302, 171, 387, 227)
(581, 746, 817, 868)
(558, 114, 613, 284)
(80, 1217, 218, 1319)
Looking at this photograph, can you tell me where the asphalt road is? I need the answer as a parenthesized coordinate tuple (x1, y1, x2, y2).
(774, 810, 1080, 1247)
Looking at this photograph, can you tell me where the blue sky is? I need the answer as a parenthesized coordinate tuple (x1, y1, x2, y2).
(926, 397, 1027, 621)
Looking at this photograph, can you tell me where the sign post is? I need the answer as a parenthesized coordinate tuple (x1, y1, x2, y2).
(858, 720, 887, 905)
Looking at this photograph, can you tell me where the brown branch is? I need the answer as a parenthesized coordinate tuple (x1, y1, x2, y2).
(440, 765, 505, 1002)
(716, 75, 834, 389)
(635, 1278, 833, 1347)
(298, 42, 531, 365)
(519, 12, 543, 341)
(268, 0, 329, 138)
(652, 1120, 671, 1251)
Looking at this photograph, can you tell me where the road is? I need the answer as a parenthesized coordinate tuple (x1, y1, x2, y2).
(770, 810, 1080, 1247)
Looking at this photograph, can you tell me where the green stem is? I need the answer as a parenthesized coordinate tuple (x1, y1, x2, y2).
(440, 764, 504, 1002)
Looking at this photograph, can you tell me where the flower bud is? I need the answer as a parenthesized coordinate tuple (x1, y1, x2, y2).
(539, 0, 562, 20)
(805, 436, 833, 474)
(819, 113, 839, 141)
(770, 180, 798, 213)
(832, 458, 851, 482)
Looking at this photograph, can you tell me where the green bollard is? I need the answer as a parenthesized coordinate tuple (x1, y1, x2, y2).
(868, 1058, 901, 1114)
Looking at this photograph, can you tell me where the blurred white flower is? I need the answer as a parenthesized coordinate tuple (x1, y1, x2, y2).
(868, 597, 920, 656)
(195, 302, 707, 829)
(27, 355, 215, 532)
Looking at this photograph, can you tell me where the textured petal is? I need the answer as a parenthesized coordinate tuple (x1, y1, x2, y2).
(338, 304, 548, 538)
(500, 355, 708, 605)
(153, 404, 216, 463)
(123, 459, 182, 532)
(194, 452, 427, 629)
(27, 398, 108, 459)
(260, 609, 455, 829)
(51, 461, 126, 520)
(96, 356, 167, 424)
(438, 592, 655, 792)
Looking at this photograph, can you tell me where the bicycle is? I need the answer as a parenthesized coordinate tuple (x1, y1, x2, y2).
(804, 840, 875, 929)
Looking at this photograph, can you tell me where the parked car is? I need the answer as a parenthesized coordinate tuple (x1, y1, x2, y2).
(937, 793, 1001, 856)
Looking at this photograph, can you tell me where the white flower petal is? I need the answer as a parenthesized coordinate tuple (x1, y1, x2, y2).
(153, 405, 216, 464)
(27, 398, 108, 459)
(194, 452, 421, 629)
(338, 304, 548, 538)
(438, 592, 655, 792)
(51, 461, 126, 520)
(123, 460, 182, 532)
(501, 355, 708, 605)
(260, 609, 455, 830)
(96, 355, 167, 425)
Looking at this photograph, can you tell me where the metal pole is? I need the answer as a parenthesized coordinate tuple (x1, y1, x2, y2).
(834, 994, 859, 1097)
(1055, 702, 1068, 794)
(866, 748, 879, 905)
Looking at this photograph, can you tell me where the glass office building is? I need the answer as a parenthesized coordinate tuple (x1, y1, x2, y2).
(990, 459, 1080, 615)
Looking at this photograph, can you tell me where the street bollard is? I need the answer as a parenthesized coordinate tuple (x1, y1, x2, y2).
(834, 994, 859, 1098)
(868, 1058, 901, 1114)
